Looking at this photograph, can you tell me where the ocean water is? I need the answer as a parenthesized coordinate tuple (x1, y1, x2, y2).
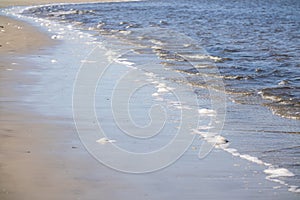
(5, 0, 300, 193)
(23, 0, 300, 120)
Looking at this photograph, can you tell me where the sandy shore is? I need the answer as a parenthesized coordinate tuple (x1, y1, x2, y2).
(0, 15, 55, 55)
(0, 1, 299, 200)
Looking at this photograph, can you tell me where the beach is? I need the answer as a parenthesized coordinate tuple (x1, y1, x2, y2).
(1, 0, 299, 199)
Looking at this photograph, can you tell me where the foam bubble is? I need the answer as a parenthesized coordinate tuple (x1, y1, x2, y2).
(96, 137, 116, 145)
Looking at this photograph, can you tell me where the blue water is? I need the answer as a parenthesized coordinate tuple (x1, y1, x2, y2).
(19, 0, 300, 192)
(23, 0, 300, 120)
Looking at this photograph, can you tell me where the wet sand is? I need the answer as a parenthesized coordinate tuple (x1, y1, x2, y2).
(0, 1, 136, 199)
(0, 1, 299, 200)
(0, 15, 55, 54)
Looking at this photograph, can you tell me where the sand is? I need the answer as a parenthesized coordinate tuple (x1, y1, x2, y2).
(0, 15, 55, 54)
(0, 1, 299, 200)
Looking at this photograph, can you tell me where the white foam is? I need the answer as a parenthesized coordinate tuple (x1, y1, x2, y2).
(192, 129, 228, 147)
(223, 147, 271, 166)
(198, 125, 212, 130)
(166, 86, 175, 91)
(183, 43, 192, 47)
(266, 177, 286, 185)
(152, 92, 159, 97)
(151, 45, 162, 50)
(156, 83, 166, 88)
(182, 54, 223, 62)
(157, 87, 169, 93)
(206, 135, 228, 146)
(239, 154, 265, 165)
(288, 185, 300, 193)
(168, 100, 192, 110)
(222, 145, 299, 193)
(151, 80, 159, 85)
(154, 82, 172, 93)
(264, 168, 294, 178)
(105, 50, 117, 62)
(51, 34, 63, 40)
(223, 148, 240, 157)
(96, 137, 116, 145)
(115, 58, 135, 68)
(198, 108, 216, 116)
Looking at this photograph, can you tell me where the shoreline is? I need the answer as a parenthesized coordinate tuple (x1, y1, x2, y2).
(0, 0, 139, 53)
(0, 1, 299, 199)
